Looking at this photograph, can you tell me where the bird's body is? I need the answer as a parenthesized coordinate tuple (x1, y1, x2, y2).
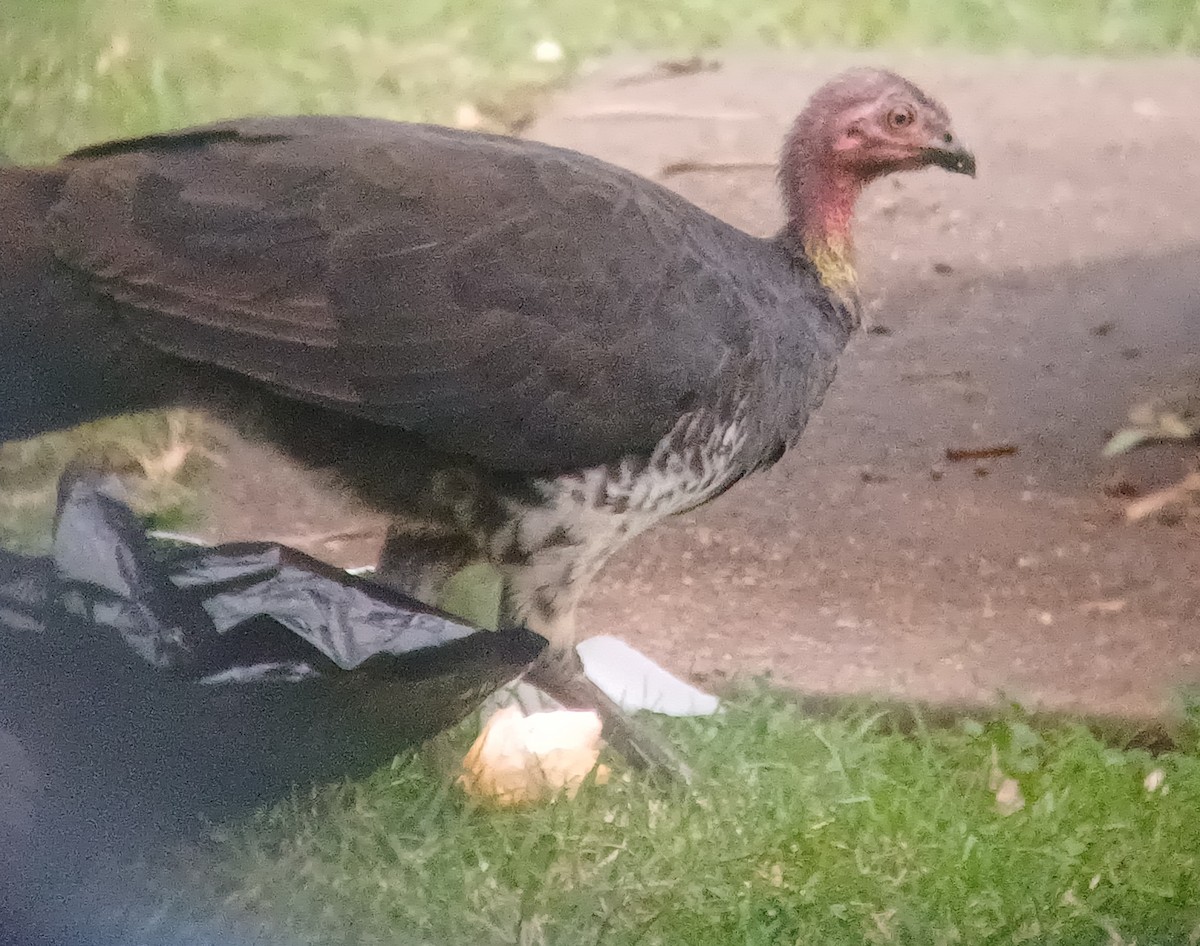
(0, 70, 972, 656)
(1, 117, 853, 643)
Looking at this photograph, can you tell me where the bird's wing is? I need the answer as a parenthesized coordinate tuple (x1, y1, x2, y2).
(49, 117, 759, 472)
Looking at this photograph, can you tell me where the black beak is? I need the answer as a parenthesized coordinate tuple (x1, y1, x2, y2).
(925, 140, 976, 177)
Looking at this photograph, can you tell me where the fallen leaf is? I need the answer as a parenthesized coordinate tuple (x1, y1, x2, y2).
(1103, 428, 1151, 457)
(1107, 397, 1200, 455)
(994, 777, 1025, 816)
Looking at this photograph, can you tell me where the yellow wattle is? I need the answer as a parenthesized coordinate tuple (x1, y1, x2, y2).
(803, 233, 858, 305)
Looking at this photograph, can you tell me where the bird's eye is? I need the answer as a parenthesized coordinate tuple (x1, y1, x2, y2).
(887, 106, 916, 130)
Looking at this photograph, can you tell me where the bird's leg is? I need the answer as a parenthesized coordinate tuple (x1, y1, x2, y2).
(378, 524, 515, 631)
(375, 524, 482, 610)
(515, 607, 695, 784)
(524, 645, 695, 784)
(380, 531, 694, 782)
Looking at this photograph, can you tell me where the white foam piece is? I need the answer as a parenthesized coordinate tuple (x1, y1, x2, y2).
(576, 635, 720, 717)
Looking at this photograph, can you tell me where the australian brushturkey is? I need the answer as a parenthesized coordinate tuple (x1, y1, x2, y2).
(0, 68, 974, 772)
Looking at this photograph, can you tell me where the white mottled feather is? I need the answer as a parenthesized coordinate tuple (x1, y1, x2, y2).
(497, 414, 749, 645)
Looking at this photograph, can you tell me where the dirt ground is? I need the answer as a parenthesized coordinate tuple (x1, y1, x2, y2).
(199, 54, 1200, 721)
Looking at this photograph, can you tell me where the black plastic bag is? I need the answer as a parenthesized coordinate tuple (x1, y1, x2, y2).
(1, 473, 544, 939)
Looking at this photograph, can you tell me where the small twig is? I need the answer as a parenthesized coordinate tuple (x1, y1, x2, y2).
(567, 106, 760, 122)
(944, 444, 1019, 462)
(1124, 472, 1200, 522)
(901, 369, 973, 386)
(613, 56, 721, 87)
(268, 527, 381, 547)
(659, 159, 775, 178)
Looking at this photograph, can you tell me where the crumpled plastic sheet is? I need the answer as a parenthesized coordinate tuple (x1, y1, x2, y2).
(1, 472, 545, 936)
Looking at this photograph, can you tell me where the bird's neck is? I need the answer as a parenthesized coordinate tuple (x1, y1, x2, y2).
(783, 157, 864, 309)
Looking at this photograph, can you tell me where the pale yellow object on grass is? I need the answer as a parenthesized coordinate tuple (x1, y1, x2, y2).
(459, 706, 609, 806)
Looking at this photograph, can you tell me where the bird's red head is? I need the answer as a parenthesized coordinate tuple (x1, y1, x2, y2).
(779, 68, 975, 300)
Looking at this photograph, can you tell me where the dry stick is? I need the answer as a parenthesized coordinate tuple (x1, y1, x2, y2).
(659, 159, 775, 178)
(267, 527, 381, 547)
(1124, 471, 1200, 522)
(567, 106, 761, 121)
(944, 444, 1020, 462)
(613, 56, 722, 87)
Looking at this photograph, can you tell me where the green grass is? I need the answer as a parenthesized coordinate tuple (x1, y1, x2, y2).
(0, 409, 213, 552)
(90, 691, 1200, 945)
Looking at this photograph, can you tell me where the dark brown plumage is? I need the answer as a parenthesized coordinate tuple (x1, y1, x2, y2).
(0, 69, 973, 662)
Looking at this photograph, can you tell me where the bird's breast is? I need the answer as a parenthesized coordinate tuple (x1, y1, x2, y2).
(491, 406, 773, 636)
(497, 411, 750, 572)
(607, 411, 751, 517)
